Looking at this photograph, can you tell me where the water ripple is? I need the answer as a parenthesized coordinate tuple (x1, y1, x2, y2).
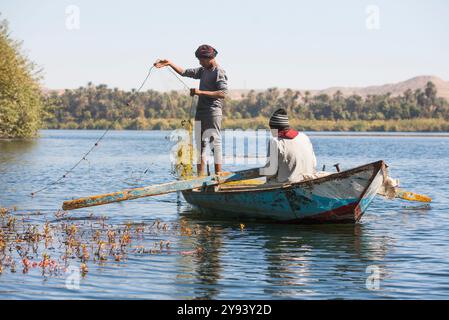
(1, 130, 449, 299)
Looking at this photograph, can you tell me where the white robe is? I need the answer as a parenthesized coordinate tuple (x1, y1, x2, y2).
(261, 132, 317, 184)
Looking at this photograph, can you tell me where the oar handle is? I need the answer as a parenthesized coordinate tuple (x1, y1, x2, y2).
(62, 167, 262, 211)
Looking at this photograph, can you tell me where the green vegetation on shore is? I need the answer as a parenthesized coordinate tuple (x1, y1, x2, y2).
(41, 117, 449, 132)
(41, 79, 449, 132)
(0, 17, 43, 139)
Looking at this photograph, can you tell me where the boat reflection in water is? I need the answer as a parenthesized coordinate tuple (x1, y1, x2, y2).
(174, 209, 391, 299)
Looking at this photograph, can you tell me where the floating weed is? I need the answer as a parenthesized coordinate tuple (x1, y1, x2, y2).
(81, 244, 90, 262)
(120, 230, 131, 247)
(1, 208, 8, 218)
(54, 210, 68, 219)
(7, 216, 16, 230)
(92, 230, 101, 242)
(135, 225, 145, 234)
(80, 263, 88, 276)
(107, 229, 116, 244)
(0, 207, 218, 279)
(22, 257, 31, 273)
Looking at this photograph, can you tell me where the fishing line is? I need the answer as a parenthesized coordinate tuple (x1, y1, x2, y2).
(30, 66, 156, 197)
(165, 68, 196, 178)
(121, 167, 154, 187)
(30, 64, 197, 197)
(166, 67, 190, 91)
(120, 66, 196, 186)
(164, 67, 196, 117)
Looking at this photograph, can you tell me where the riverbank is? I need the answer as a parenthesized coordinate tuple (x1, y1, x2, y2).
(41, 118, 449, 132)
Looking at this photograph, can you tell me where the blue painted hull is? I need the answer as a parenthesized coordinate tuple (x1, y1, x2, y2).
(182, 161, 386, 223)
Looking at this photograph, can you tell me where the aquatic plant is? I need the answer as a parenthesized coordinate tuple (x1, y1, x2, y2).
(0, 206, 218, 280)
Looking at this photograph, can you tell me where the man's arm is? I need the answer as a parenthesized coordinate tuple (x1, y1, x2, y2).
(153, 59, 184, 75)
(154, 59, 203, 79)
(190, 68, 227, 98)
(190, 89, 226, 99)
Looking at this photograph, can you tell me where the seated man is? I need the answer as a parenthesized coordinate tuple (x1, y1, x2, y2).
(261, 108, 317, 183)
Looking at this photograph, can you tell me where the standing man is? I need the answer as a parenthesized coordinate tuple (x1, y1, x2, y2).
(154, 44, 228, 176)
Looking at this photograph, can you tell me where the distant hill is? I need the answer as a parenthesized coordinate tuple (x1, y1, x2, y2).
(227, 76, 449, 101)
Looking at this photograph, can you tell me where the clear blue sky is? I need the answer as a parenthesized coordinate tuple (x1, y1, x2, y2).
(1, 0, 448, 91)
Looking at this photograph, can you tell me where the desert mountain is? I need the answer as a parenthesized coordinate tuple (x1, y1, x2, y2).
(227, 76, 449, 101)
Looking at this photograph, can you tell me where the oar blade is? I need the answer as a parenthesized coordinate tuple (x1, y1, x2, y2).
(397, 190, 432, 203)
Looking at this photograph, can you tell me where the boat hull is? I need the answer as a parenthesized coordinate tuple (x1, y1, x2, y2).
(182, 161, 386, 223)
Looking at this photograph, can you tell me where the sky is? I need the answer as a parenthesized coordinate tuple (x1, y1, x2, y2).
(1, 0, 448, 91)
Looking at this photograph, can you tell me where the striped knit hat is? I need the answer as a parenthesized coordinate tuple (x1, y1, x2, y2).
(269, 108, 289, 129)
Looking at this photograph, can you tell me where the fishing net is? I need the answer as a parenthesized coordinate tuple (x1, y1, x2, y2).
(172, 119, 194, 179)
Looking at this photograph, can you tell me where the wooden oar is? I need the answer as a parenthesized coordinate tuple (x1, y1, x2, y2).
(377, 187, 432, 203)
(377, 176, 432, 203)
(62, 168, 261, 211)
(395, 189, 432, 203)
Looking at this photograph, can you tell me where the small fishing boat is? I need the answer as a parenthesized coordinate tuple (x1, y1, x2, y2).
(63, 159, 429, 223)
(182, 160, 387, 223)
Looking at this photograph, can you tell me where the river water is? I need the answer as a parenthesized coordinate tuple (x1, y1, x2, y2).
(0, 130, 448, 299)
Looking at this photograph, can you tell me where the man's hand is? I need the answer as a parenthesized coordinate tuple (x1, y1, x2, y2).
(154, 59, 185, 75)
(190, 88, 201, 96)
(153, 59, 171, 68)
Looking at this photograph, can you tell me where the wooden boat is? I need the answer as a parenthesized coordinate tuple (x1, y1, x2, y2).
(62, 159, 429, 221)
(182, 160, 387, 223)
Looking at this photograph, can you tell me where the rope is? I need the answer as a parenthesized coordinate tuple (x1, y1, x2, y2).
(165, 67, 196, 116)
(30, 66, 155, 197)
(30, 64, 197, 196)
(160, 67, 196, 177)
(166, 67, 190, 91)
(117, 66, 197, 186)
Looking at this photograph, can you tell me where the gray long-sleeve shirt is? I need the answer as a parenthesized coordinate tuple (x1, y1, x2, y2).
(182, 65, 228, 118)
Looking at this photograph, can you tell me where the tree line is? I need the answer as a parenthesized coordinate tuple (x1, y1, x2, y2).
(40, 80, 449, 130)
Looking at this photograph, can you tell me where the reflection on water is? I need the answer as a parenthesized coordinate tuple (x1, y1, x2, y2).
(176, 218, 224, 300)
(0, 140, 37, 170)
(1, 130, 449, 299)
(179, 211, 391, 299)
